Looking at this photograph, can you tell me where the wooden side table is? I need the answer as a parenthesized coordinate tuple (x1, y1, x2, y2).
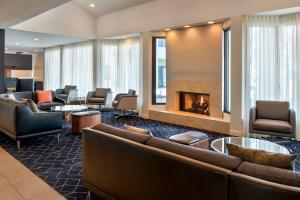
(72, 111, 101, 133)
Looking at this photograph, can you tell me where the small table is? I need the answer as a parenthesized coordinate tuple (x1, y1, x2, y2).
(211, 137, 290, 155)
(51, 105, 88, 125)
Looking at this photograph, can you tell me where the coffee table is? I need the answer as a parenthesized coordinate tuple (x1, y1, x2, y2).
(211, 137, 290, 155)
(51, 105, 88, 125)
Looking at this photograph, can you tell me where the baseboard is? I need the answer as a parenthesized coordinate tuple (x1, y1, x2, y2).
(140, 114, 149, 119)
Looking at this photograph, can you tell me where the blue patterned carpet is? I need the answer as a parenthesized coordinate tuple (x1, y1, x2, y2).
(0, 110, 299, 200)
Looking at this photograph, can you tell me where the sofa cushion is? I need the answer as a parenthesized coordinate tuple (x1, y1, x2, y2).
(64, 85, 76, 94)
(146, 137, 241, 170)
(87, 98, 105, 103)
(237, 162, 300, 187)
(38, 102, 64, 111)
(92, 123, 152, 144)
(256, 101, 289, 121)
(123, 124, 152, 136)
(24, 99, 39, 112)
(253, 119, 292, 133)
(227, 143, 296, 169)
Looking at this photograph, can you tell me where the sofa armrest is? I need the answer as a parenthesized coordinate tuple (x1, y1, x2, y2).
(249, 107, 256, 133)
(289, 109, 296, 138)
(87, 91, 95, 99)
(114, 93, 129, 101)
(16, 106, 63, 136)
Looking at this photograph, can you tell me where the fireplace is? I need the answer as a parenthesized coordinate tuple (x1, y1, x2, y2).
(179, 92, 210, 116)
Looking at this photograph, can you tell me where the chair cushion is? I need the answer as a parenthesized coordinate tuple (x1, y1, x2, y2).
(56, 94, 68, 99)
(95, 88, 110, 98)
(253, 119, 292, 133)
(36, 90, 53, 103)
(64, 85, 76, 94)
(87, 98, 105, 103)
(256, 101, 289, 121)
(146, 137, 241, 170)
(92, 123, 152, 144)
(227, 143, 296, 169)
(123, 124, 152, 136)
(237, 162, 300, 187)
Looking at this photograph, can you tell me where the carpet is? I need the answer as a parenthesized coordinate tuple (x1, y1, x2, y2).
(0, 111, 299, 200)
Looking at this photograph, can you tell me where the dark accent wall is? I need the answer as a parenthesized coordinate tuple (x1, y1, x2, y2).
(0, 29, 5, 93)
(5, 53, 32, 70)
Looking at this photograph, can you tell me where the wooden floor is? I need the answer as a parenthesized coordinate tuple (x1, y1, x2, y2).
(0, 147, 65, 200)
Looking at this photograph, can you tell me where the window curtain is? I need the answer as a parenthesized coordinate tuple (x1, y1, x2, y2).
(44, 47, 61, 90)
(244, 14, 300, 140)
(62, 41, 93, 96)
(97, 37, 142, 110)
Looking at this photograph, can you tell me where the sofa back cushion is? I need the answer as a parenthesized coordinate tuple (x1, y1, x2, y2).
(64, 85, 77, 94)
(256, 100, 289, 121)
(92, 123, 152, 144)
(95, 88, 111, 98)
(237, 162, 300, 187)
(146, 137, 241, 170)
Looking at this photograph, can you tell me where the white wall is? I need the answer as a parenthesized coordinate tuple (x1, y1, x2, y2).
(13, 2, 96, 39)
(96, 0, 300, 38)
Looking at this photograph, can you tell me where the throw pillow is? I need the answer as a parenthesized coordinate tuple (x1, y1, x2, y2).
(227, 143, 296, 170)
(24, 99, 39, 113)
(36, 90, 53, 103)
(6, 93, 16, 100)
(123, 124, 153, 136)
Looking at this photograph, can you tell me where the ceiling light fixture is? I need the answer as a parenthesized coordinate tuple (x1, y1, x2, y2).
(184, 25, 190, 28)
(208, 21, 214, 24)
(15, 42, 20, 45)
(89, 3, 95, 8)
(33, 38, 39, 41)
(165, 28, 171, 31)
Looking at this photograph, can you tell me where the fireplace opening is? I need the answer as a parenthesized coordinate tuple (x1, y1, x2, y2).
(179, 92, 210, 116)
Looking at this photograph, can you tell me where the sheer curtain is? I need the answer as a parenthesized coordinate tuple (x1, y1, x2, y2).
(44, 47, 61, 90)
(97, 37, 142, 110)
(244, 14, 300, 140)
(62, 41, 93, 96)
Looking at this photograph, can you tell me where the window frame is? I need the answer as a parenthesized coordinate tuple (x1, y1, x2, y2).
(152, 37, 167, 105)
(223, 28, 231, 114)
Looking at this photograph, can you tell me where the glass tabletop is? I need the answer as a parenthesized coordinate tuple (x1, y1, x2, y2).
(211, 137, 290, 155)
(51, 105, 88, 112)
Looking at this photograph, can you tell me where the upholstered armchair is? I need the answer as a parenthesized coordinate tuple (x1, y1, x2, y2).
(55, 85, 78, 104)
(249, 100, 296, 139)
(86, 88, 112, 109)
(112, 89, 138, 118)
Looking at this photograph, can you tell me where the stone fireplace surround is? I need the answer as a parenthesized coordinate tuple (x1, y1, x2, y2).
(166, 80, 223, 118)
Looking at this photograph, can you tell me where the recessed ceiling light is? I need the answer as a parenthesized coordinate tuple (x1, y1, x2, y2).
(89, 3, 95, 8)
(165, 28, 171, 31)
(184, 25, 190, 28)
(15, 42, 20, 45)
(33, 38, 39, 41)
(34, 50, 38, 53)
(122, 36, 127, 39)
(208, 21, 214, 24)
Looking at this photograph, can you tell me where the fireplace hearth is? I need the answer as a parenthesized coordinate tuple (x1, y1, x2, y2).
(179, 92, 209, 115)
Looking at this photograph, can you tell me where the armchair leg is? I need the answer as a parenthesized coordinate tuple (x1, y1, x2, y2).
(87, 191, 91, 200)
(17, 140, 21, 149)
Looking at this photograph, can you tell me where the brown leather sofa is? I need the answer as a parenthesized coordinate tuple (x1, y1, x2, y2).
(83, 124, 300, 200)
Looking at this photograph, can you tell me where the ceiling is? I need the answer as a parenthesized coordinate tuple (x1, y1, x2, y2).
(5, 28, 88, 53)
(72, 0, 154, 16)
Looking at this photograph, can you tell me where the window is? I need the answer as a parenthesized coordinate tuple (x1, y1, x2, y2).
(223, 28, 231, 113)
(152, 37, 167, 104)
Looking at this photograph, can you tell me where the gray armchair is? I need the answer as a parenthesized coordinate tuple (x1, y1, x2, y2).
(112, 89, 138, 119)
(86, 88, 112, 109)
(55, 85, 78, 104)
(249, 100, 296, 139)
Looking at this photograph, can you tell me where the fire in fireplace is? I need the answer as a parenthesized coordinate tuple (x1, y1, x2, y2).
(179, 92, 210, 115)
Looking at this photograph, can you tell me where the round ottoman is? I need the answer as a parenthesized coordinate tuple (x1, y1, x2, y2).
(72, 111, 101, 133)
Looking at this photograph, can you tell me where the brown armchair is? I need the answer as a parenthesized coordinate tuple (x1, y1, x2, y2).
(249, 100, 296, 139)
(112, 89, 138, 119)
(86, 88, 112, 109)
